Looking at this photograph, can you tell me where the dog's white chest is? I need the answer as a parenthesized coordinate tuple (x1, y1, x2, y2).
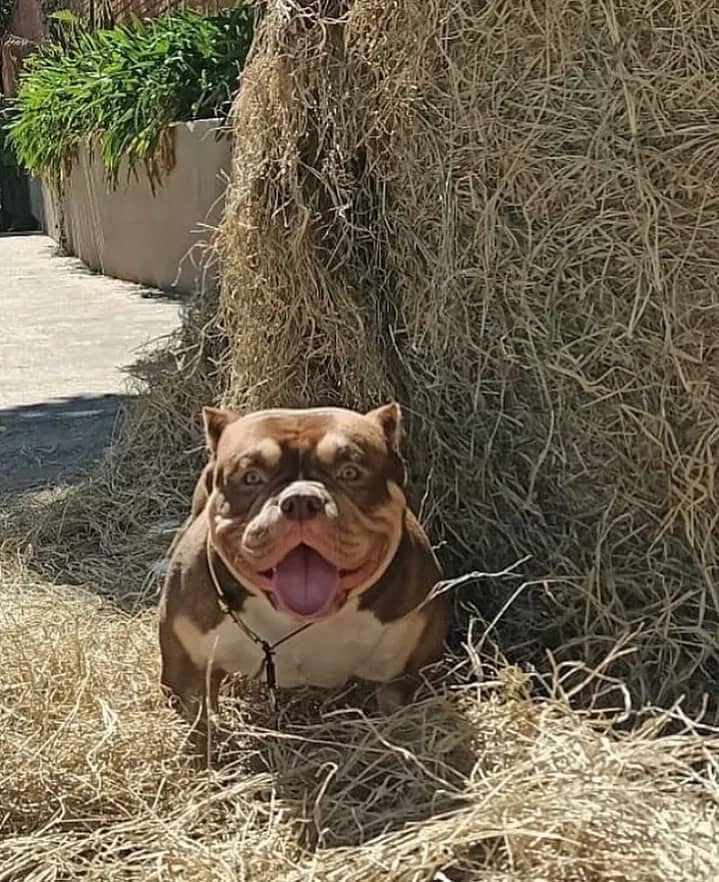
(175, 598, 423, 689)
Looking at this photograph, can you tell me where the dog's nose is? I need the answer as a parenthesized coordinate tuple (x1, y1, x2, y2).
(279, 484, 328, 521)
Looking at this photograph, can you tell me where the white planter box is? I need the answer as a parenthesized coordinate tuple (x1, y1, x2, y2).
(43, 119, 230, 295)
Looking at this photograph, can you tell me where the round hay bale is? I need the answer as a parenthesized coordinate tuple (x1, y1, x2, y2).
(217, 0, 719, 714)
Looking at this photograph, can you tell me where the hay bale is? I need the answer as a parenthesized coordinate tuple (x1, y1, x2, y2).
(1, 559, 717, 880)
(216, 0, 719, 713)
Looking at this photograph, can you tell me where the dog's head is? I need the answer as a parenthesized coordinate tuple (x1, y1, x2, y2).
(203, 403, 407, 621)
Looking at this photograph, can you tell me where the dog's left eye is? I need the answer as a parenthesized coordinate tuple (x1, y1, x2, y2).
(337, 464, 361, 482)
(242, 468, 265, 485)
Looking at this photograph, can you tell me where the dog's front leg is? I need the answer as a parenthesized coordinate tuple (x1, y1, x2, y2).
(159, 619, 224, 759)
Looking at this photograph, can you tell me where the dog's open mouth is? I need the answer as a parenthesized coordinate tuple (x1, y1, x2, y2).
(263, 544, 350, 619)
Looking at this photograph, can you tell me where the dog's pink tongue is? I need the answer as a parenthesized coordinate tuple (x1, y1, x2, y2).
(272, 545, 340, 619)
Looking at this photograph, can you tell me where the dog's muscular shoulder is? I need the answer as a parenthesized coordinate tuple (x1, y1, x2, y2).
(158, 402, 447, 715)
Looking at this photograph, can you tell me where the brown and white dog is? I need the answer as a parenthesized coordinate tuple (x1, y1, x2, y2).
(158, 402, 447, 729)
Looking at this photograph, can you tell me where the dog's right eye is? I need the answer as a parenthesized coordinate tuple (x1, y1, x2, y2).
(337, 463, 362, 482)
(242, 468, 265, 486)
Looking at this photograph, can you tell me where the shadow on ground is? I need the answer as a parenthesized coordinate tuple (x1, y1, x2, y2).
(50, 250, 190, 305)
(0, 230, 42, 239)
(0, 394, 129, 494)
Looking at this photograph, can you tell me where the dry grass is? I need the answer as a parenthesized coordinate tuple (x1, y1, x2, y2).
(2, 554, 718, 881)
(4, 3, 719, 874)
(215, 0, 719, 714)
(8, 0, 718, 714)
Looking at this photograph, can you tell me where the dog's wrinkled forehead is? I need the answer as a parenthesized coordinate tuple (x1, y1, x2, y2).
(204, 404, 403, 483)
(224, 411, 385, 470)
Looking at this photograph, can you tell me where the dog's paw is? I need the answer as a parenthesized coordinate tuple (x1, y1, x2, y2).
(375, 682, 407, 715)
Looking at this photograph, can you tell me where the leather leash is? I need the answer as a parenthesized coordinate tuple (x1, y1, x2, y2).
(205, 533, 313, 711)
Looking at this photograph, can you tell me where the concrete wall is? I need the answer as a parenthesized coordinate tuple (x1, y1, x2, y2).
(27, 177, 44, 227)
(40, 180, 62, 243)
(45, 119, 230, 295)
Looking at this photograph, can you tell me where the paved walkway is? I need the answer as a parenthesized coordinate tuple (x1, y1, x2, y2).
(0, 235, 182, 492)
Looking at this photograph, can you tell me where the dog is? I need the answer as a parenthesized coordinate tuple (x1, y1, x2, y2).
(158, 402, 447, 734)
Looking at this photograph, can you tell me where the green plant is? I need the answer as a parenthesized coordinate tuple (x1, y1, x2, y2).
(8, 4, 253, 186)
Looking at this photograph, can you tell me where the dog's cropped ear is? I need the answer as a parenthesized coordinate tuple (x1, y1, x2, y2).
(366, 402, 406, 487)
(202, 406, 239, 454)
(366, 401, 402, 453)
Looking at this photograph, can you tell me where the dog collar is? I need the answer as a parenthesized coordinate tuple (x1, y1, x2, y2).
(205, 532, 313, 710)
